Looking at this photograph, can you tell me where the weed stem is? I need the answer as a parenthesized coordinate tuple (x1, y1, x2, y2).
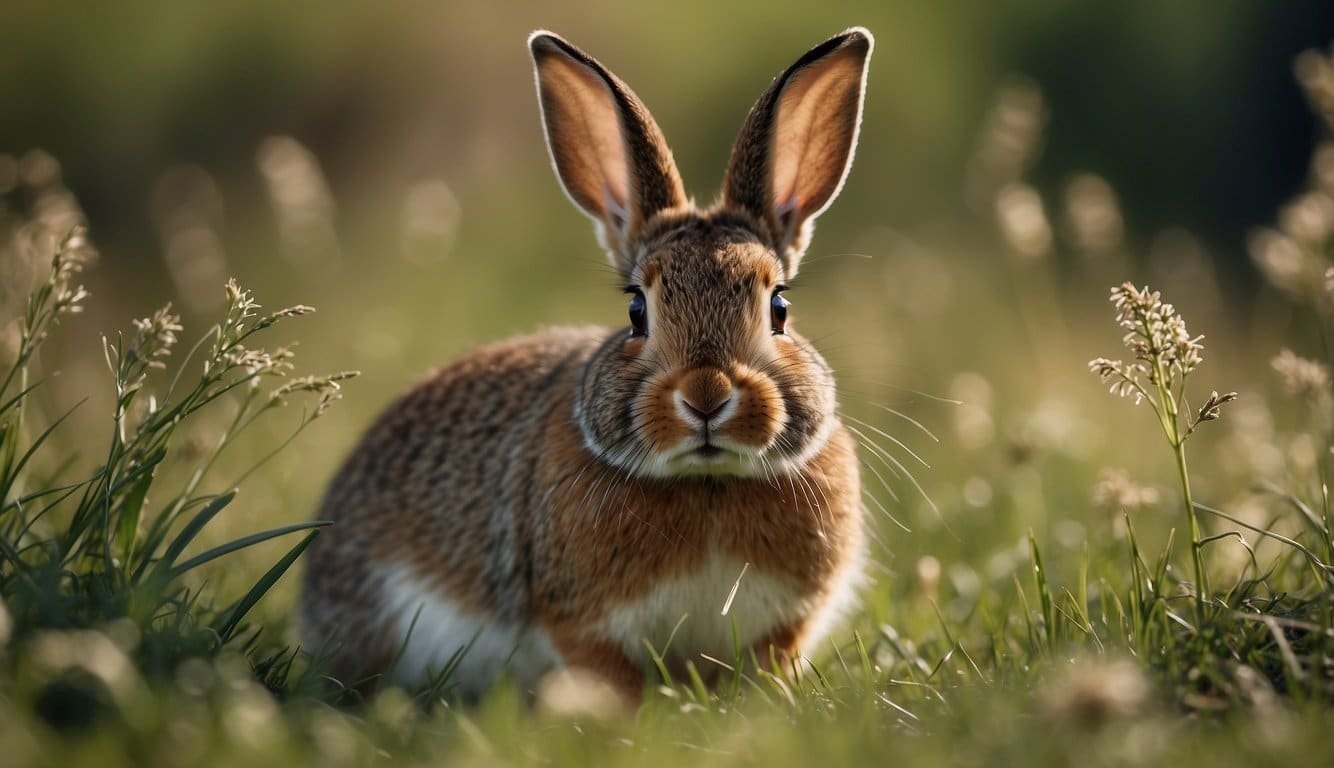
(1147, 325, 1209, 623)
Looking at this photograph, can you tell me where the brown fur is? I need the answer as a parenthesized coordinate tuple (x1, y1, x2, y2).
(300, 28, 875, 703)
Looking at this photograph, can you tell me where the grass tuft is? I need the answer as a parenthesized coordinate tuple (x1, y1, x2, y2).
(0, 226, 356, 730)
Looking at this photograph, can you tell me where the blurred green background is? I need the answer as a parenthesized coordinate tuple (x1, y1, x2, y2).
(5, 1, 1332, 285)
(2, 1, 1333, 621)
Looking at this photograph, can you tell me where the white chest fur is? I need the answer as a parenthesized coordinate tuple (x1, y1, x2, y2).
(377, 564, 560, 697)
(598, 554, 815, 668)
(375, 551, 858, 694)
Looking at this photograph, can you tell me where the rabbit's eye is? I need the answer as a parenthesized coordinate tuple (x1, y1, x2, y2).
(628, 289, 648, 337)
(770, 289, 790, 335)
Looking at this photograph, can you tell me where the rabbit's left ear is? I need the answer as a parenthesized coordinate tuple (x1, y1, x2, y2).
(722, 28, 872, 279)
(530, 31, 688, 274)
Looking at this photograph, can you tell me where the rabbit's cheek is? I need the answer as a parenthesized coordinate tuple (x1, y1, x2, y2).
(635, 377, 693, 452)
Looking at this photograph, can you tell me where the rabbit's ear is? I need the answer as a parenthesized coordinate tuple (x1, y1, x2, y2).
(530, 32, 687, 272)
(722, 28, 872, 279)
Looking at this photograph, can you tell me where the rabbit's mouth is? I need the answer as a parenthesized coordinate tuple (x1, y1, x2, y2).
(655, 438, 754, 477)
(695, 444, 724, 459)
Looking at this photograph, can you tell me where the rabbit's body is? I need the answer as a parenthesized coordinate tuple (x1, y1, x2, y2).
(301, 28, 875, 702)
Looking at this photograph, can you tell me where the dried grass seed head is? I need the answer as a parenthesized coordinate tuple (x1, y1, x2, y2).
(1271, 348, 1330, 399)
(269, 370, 359, 416)
(1294, 45, 1334, 130)
(1088, 356, 1148, 404)
(1195, 390, 1238, 424)
(129, 305, 184, 370)
(1279, 191, 1334, 247)
(1090, 283, 1216, 414)
(1315, 142, 1334, 195)
(33, 227, 94, 318)
(1063, 173, 1124, 256)
(1091, 468, 1160, 514)
(964, 77, 1047, 213)
(1250, 228, 1325, 303)
(223, 344, 295, 378)
(995, 182, 1053, 261)
(1110, 282, 1204, 377)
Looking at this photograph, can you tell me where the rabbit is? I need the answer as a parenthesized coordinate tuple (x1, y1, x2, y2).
(300, 26, 874, 704)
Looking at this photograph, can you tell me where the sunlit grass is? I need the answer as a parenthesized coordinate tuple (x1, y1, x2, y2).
(0, 227, 353, 725)
(2, 35, 1334, 768)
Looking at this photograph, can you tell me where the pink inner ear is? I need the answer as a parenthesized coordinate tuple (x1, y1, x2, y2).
(768, 46, 865, 221)
(541, 52, 631, 219)
(770, 92, 820, 216)
(773, 195, 799, 241)
(603, 183, 629, 233)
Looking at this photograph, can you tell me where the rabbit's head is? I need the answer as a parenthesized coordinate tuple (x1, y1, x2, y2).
(530, 29, 872, 479)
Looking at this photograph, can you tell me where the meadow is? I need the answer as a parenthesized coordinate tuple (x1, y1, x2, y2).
(3, 6, 1334, 766)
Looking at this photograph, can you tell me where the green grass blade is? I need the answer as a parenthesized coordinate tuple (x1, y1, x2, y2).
(169, 520, 330, 578)
(1196, 501, 1332, 575)
(114, 446, 166, 565)
(685, 660, 709, 704)
(1012, 573, 1040, 653)
(213, 529, 320, 642)
(1125, 513, 1146, 644)
(1154, 528, 1175, 599)
(0, 399, 83, 503)
(0, 377, 48, 419)
(1030, 531, 1057, 650)
(152, 490, 237, 576)
(643, 640, 675, 689)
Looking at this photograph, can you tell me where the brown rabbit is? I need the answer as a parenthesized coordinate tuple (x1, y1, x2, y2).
(300, 27, 873, 703)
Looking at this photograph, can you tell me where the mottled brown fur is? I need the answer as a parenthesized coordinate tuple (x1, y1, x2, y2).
(301, 27, 875, 702)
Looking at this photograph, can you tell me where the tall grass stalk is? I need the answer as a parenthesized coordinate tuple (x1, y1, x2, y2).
(1089, 283, 1235, 625)
(0, 226, 357, 688)
(1145, 320, 1209, 618)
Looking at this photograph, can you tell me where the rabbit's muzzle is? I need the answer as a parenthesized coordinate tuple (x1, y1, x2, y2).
(637, 362, 789, 476)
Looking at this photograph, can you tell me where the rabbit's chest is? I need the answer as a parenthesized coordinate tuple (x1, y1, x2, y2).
(597, 554, 812, 666)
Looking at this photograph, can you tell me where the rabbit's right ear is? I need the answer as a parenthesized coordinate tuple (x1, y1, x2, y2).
(529, 32, 687, 274)
(722, 28, 873, 280)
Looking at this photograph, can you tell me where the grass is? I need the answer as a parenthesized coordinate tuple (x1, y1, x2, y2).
(0, 230, 354, 727)
(3, 39, 1334, 768)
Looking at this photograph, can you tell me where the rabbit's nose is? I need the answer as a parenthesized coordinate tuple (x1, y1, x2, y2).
(678, 368, 734, 422)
